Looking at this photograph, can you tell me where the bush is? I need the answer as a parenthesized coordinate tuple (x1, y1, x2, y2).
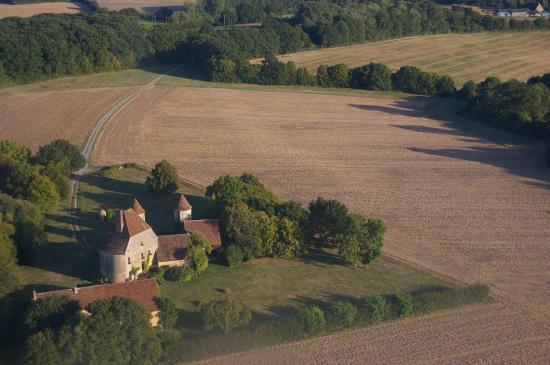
(388, 293, 414, 318)
(0, 139, 31, 162)
(362, 294, 389, 323)
(413, 284, 490, 314)
(296, 306, 326, 336)
(329, 301, 357, 328)
(164, 266, 194, 282)
(225, 244, 244, 267)
(146, 160, 180, 194)
(200, 299, 251, 334)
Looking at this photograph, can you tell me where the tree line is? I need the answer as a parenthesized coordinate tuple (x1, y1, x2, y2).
(2, 1, 550, 85)
(202, 173, 386, 269)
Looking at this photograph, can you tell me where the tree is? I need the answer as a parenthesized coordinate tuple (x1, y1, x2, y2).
(363, 294, 389, 322)
(206, 175, 246, 211)
(272, 217, 303, 257)
(42, 165, 70, 200)
(223, 202, 263, 259)
(24, 330, 62, 365)
(210, 58, 238, 83)
(327, 63, 349, 88)
(146, 160, 180, 194)
(70, 297, 162, 365)
(255, 211, 277, 255)
(224, 244, 244, 267)
(362, 218, 386, 266)
(296, 306, 325, 335)
(336, 232, 361, 269)
(156, 297, 178, 329)
(316, 64, 330, 87)
(200, 299, 251, 334)
(0, 139, 31, 162)
(0, 193, 45, 263)
(307, 197, 351, 247)
(296, 67, 315, 86)
(23, 296, 80, 335)
(0, 225, 18, 298)
(434, 75, 456, 96)
(33, 140, 85, 175)
(329, 301, 356, 327)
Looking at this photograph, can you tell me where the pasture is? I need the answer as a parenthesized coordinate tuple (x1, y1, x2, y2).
(276, 32, 550, 85)
(91, 84, 550, 362)
(0, 2, 84, 19)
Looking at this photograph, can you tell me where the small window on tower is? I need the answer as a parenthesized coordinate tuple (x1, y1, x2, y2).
(127, 257, 131, 264)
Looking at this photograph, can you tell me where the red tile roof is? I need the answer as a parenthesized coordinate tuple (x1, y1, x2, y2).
(101, 232, 130, 255)
(132, 198, 145, 214)
(157, 234, 190, 262)
(34, 279, 159, 312)
(176, 194, 192, 211)
(183, 219, 222, 248)
(121, 208, 151, 236)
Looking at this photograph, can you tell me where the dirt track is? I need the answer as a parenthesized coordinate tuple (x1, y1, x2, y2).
(0, 87, 133, 151)
(93, 85, 550, 363)
(96, 0, 187, 13)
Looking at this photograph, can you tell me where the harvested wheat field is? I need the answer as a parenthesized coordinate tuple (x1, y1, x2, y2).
(96, 0, 187, 13)
(94, 85, 550, 363)
(0, 87, 133, 151)
(276, 32, 550, 85)
(0, 2, 85, 19)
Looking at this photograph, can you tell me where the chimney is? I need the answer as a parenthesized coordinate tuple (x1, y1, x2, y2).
(74, 287, 79, 295)
(32, 290, 37, 301)
(115, 210, 124, 233)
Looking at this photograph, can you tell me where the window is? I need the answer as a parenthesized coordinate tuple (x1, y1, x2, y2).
(141, 252, 145, 260)
(127, 257, 131, 264)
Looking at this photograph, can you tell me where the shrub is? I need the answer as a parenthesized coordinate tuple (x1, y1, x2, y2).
(413, 284, 489, 313)
(200, 299, 251, 334)
(329, 301, 357, 328)
(389, 293, 414, 318)
(0, 139, 31, 162)
(146, 160, 180, 194)
(362, 294, 389, 322)
(296, 306, 326, 336)
(225, 244, 244, 267)
(164, 266, 194, 282)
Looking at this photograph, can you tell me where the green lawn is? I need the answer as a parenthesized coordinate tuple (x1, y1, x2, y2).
(163, 255, 451, 332)
(77, 166, 207, 249)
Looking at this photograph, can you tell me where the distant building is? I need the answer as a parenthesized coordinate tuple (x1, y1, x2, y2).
(33, 279, 160, 326)
(99, 195, 221, 283)
(494, 3, 544, 17)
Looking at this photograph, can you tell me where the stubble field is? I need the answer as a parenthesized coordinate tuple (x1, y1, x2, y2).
(93, 85, 550, 363)
(96, 0, 187, 13)
(0, 87, 134, 151)
(276, 32, 550, 85)
(0, 2, 84, 19)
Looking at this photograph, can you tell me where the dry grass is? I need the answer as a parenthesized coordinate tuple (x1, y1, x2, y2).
(96, 0, 188, 13)
(0, 87, 134, 151)
(92, 85, 550, 363)
(0, 2, 84, 19)
(276, 32, 550, 85)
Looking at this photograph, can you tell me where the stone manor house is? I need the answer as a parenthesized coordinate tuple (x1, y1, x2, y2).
(99, 194, 222, 283)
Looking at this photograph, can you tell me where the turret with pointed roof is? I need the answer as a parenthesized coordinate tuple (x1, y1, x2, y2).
(174, 194, 192, 222)
(132, 198, 146, 220)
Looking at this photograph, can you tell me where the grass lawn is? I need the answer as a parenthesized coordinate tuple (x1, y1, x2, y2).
(162, 254, 452, 332)
(77, 165, 207, 249)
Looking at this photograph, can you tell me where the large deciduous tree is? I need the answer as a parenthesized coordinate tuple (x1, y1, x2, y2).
(146, 160, 180, 194)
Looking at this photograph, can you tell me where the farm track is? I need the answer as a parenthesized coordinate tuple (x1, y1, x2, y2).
(92, 85, 550, 363)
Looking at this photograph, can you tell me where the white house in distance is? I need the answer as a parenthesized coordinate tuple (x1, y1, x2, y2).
(99, 195, 221, 283)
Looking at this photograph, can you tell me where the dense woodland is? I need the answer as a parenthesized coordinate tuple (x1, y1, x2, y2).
(1, 0, 550, 85)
